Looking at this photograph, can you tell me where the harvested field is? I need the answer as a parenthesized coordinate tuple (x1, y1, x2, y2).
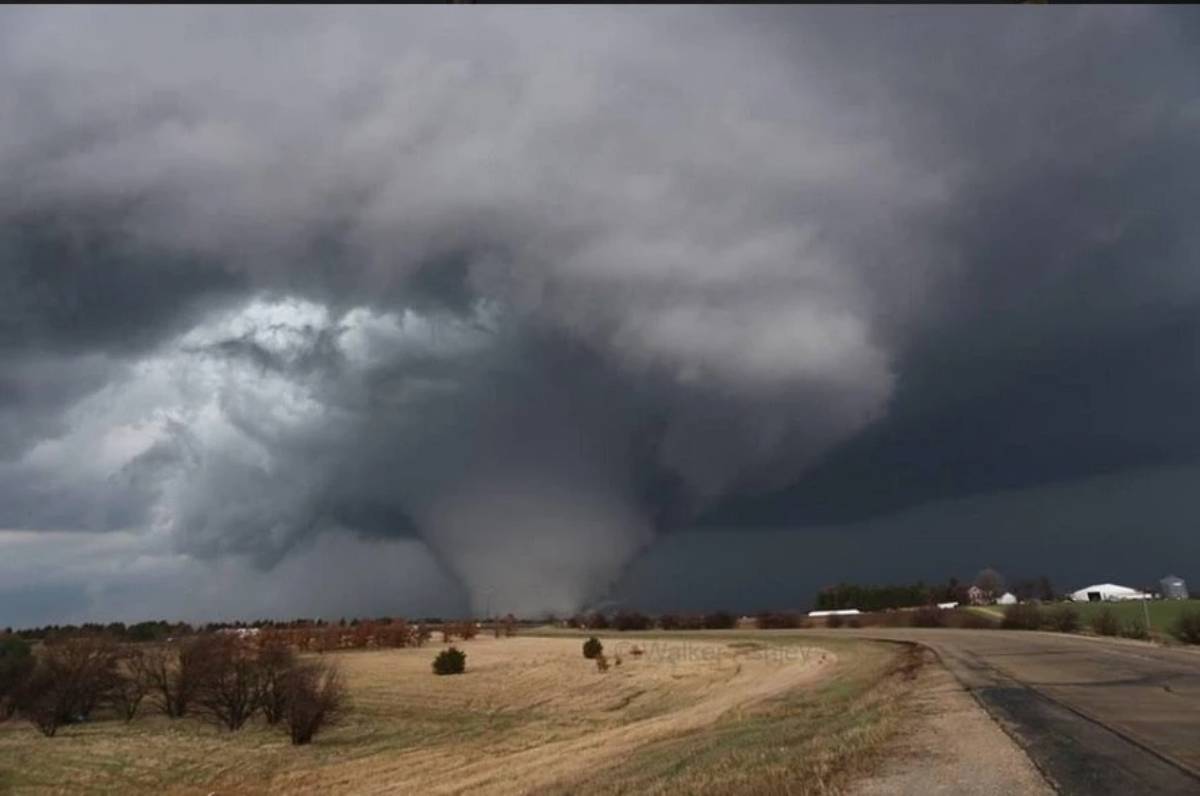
(0, 633, 914, 795)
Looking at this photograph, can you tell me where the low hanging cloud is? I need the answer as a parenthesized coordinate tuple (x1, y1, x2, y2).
(2, 7, 1199, 621)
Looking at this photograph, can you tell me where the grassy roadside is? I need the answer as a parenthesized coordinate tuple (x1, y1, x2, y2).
(534, 632, 920, 795)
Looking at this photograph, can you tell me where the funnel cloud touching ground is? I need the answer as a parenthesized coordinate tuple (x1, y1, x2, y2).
(2, 7, 1200, 623)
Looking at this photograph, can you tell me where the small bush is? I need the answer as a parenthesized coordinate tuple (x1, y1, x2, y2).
(825, 614, 844, 629)
(1001, 603, 1043, 630)
(595, 654, 609, 672)
(1091, 606, 1120, 637)
(432, 647, 466, 675)
(1121, 618, 1149, 640)
(1046, 604, 1079, 633)
(911, 607, 946, 628)
(582, 637, 603, 660)
(1172, 609, 1200, 645)
(629, 645, 644, 657)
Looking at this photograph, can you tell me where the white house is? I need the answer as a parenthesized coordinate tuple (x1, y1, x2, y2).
(996, 592, 1018, 605)
(1069, 583, 1151, 602)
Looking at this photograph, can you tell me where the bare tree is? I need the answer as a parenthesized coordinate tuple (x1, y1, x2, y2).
(0, 636, 34, 721)
(284, 661, 347, 745)
(256, 635, 297, 725)
(191, 634, 261, 731)
(141, 642, 199, 718)
(110, 647, 152, 722)
(973, 568, 1006, 600)
(13, 636, 121, 737)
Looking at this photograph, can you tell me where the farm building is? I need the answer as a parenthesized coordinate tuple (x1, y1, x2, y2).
(996, 592, 1018, 605)
(967, 585, 986, 605)
(1160, 575, 1189, 600)
(807, 609, 862, 618)
(1069, 583, 1152, 602)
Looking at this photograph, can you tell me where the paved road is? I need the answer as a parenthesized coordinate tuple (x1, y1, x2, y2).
(804, 628, 1200, 794)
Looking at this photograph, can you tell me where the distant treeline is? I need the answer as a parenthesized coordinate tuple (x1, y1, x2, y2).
(813, 581, 967, 612)
(814, 575, 1057, 612)
(5, 616, 527, 643)
(566, 611, 740, 631)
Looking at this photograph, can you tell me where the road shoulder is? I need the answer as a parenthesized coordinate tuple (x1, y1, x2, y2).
(850, 648, 1054, 796)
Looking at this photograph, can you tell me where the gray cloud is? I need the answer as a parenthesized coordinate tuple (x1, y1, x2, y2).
(2, 7, 1199, 623)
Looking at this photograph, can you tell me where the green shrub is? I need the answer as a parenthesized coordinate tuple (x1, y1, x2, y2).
(1001, 603, 1043, 630)
(432, 647, 466, 676)
(1121, 618, 1149, 640)
(582, 637, 603, 660)
(1091, 607, 1119, 637)
(1170, 609, 1200, 644)
(1046, 604, 1079, 633)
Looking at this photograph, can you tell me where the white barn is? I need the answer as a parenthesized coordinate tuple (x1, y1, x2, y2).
(1069, 583, 1151, 602)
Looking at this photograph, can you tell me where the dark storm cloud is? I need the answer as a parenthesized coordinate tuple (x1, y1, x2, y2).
(2, 6, 1199, 622)
(703, 6, 1200, 527)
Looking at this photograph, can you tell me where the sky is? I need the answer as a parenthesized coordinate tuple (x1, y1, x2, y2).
(2, 7, 1199, 626)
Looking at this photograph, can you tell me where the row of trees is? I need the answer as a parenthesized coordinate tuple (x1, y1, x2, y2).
(565, 611, 738, 631)
(814, 582, 950, 612)
(7, 615, 518, 649)
(814, 571, 1057, 611)
(0, 634, 345, 743)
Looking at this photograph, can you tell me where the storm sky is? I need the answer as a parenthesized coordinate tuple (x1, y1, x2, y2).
(3, 7, 1199, 626)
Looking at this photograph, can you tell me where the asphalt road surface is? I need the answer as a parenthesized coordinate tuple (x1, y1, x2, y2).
(806, 628, 1200, 794)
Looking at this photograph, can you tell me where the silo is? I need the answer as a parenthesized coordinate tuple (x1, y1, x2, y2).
(1160, 575, 1189, 600)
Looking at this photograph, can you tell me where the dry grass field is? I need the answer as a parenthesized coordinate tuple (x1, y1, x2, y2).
(0, 632, 919, 795)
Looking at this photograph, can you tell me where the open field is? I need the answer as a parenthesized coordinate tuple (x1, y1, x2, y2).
(1068, 598, 1199, 634)
(0, 633, 920, 795)
(972, 599, 1200, 635)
